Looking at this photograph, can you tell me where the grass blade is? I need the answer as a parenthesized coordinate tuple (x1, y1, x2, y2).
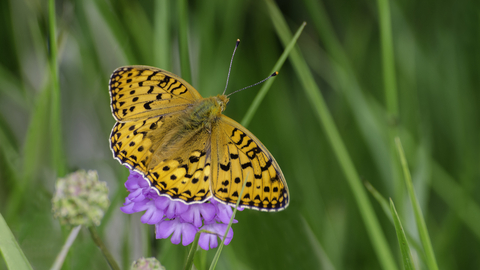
(390, 199, 416, 270)
(50, 225, 82, 270)
(209, 173, 249, 270)
(395, 137, 438, 270)
(184, 233, 201, 270)
(154, 0, 172, 70)
(376, 0, 398, 118)
(48, 0, 66, 177)
(177, 0, 192, 83)
(241, 22, 306, 127)
(365, 181, 425, 260)
(0, 213, 34, 270)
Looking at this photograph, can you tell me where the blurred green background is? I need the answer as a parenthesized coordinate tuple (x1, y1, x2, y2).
(1, 0, 479, 269)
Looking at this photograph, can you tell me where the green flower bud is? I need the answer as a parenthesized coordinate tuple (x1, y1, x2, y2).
(52, 170, 109, 226)
(131, 257, 165, 270)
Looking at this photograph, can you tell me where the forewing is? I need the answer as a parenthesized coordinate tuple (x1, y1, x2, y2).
(211, 115, 289, 211)
(109, 66, 202, 121)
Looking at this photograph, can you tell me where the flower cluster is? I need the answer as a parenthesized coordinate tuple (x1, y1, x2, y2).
(121, 170, 242, 250)
(130, 257, 165, 270)
(52, 170, 110, 226)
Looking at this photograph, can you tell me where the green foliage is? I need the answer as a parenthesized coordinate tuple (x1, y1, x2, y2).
(0, 0, 479, 269)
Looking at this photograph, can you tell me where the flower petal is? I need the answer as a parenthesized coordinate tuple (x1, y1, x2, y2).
(140, 201, 165, 224)
(199, 232, 217, 251)
(155, 218, 197, 245)
(155, 219, 175, 239)
(180, 222, 197, 246)
(198, 223, 234, 250)
(180, 203, 216, 228)
(214, 202, 238, 224)
(164, 200, 189, 219)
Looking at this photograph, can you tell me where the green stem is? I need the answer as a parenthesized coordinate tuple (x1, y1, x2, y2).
(209, 173, 249, 270)
(88, 226, 120, 270)
(48, 0, 66, 177)
(184, 233, 201, 270)
(50, 225, 81, 270)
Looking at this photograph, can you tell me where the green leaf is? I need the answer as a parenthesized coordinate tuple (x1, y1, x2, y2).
(0, 213, 33, 270)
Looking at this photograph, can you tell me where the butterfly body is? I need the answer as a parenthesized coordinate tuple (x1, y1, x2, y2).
(181, 95, 228, 132)
(110, 66, 289, 212)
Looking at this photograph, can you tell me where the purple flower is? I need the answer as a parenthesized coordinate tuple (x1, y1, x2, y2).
(180, 203, 216, 228)
(138, 199, 166, 224)
(156, 218, 197, 246)
(198, 220, 234, 250)
(121, 169, 241, 249)
(210, 198, 244, 224)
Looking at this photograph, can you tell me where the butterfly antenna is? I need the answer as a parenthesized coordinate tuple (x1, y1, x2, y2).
(226, 71, 278, 97)
(223, 39, 241, 95)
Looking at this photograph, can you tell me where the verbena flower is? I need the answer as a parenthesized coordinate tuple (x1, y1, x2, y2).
(52, 170, 110, 226)
(121, 169, 242, 250)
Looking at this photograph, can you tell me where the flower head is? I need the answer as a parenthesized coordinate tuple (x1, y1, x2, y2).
(52, 170, 110, 226)
(121, 169, 241, 249)
(130, 257, 165, 270)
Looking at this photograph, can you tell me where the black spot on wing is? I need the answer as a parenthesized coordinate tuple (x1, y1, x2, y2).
(220, 162, 230, 171)
(144, 101, 153, 110)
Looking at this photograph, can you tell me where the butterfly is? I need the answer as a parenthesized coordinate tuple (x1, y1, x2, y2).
(109, 65, 289, 212)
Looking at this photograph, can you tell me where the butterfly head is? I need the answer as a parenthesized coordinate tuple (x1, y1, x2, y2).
(215, 95, 230, 113)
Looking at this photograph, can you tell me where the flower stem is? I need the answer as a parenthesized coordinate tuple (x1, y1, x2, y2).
(88, 226, 120, 270)
(50, 225, 81, 270)
(184, 232, 201, 270)
(209, 173, 249, 270)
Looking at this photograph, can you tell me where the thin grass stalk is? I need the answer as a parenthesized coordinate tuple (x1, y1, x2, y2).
(395, 137, 438, 270)
(48, 0, 66, 177)
(376, 0, 399, 119)
(50, 225, 81, 270)
(265, 1, 398, 269)
(154, 0, 171, 70)
(177, 0, 192, 83)
(365, 181, 424, 257)
(209, 173, 249, 270)
(88, 226, 120, 270)
(389, 199, 416, 270)
(184, 233, 201, 270)
(241, 22, 306, 127)
(375, 0, 404, 213)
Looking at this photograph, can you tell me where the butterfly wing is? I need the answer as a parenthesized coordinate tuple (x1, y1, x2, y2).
(110, 66, 202, 122)
(211, 115, 289, 212)
(109, 66, 213, 203)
